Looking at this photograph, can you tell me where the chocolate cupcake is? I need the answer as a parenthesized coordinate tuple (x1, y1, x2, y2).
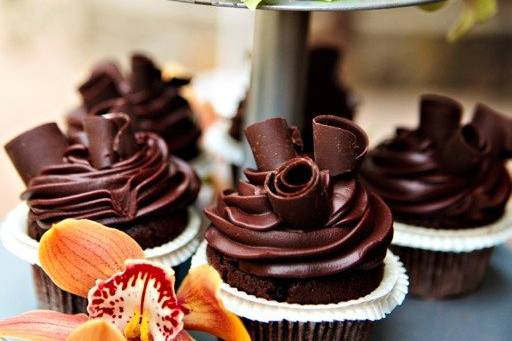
(3, 113, 202, 313)
(194, 116, 408, 341)
(66, 53, 201, 161)
(361, 94, 512, 298)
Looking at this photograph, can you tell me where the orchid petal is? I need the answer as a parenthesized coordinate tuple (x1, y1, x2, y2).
(0, 310, 87, 341)
(87, 260, 185, 341)
(178, 265, 250, 341)
(67, 319, 126, 341)
(39, 219, 145, 297)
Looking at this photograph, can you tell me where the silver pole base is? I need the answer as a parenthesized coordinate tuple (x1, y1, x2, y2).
(243, 10, 310, 167)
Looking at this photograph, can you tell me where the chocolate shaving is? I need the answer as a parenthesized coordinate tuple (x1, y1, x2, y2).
(83, 113, 139, 169)
(472, 103, 512, 159)
(313, 115, 368, 176)
(129, 53, 163, 96)
(245, 118, 299, 171)
(5, 123, 68, 184)
(79, 63, 122, 111)
(438, 124, 488, 174)
(418, 94, 463, 145)
(264, 157, 331, 229)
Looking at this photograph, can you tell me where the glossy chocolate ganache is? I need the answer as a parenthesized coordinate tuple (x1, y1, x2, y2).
(362, 95, 512, 229)
(205, 116, 393, 304)
(6, 114, 200, 249)
(66, 53, 201, 161)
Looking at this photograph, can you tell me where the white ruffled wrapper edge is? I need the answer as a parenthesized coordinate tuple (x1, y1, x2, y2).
(190, 150, 216, 180)
(203, 121, 244, 166)
(392, 206, 512, 253)
(0, 203, 203, 268)
(191, 242, 409, 322)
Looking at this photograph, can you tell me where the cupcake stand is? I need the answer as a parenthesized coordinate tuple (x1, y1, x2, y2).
(178, 0, 512, 340)
(1, 1, 511, 340)
(199, 0, 512, 340)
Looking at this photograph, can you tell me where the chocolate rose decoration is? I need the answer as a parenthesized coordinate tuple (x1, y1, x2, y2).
(313, 115, 368, 175)
(362, 94, 512, 229)
(264, 157, 331, 229)
(205, 115, 393, 279)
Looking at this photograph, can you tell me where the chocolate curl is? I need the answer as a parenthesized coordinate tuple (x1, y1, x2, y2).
(79, 64, 122, 112)
(438, 124, 488, 174)
(5, 123, 68, 184)
(90, 98, 136, 122)
(83, 113, 139, 169)
(264, 157, 331, 229)
(472, 103, 512, 159)
(313, 115, 368, 176)
(129, 53, 163, 95)
(245, 118, 299, 171)
(418, 94, 463, 145)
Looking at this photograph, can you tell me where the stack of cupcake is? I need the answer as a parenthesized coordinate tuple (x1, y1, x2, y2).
(2, 50, 512, 341)
(66, 53, 215, 208)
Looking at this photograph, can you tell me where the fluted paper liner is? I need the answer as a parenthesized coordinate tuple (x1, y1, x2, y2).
(192, 242, 408, 322)
(392, 206, 512, 253)
(1, 203, 203, 267)
(189, 150, 215, 180)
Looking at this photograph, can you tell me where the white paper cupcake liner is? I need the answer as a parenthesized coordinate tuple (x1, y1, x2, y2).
(190, 150, 216, 180)
(0, 203, 203, 267)
(192, 242, 408, 322)
(203, 121, 244, 166)
(392, 207, 512, 253)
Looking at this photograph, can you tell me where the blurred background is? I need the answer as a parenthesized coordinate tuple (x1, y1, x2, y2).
(1, 0, 512, 214)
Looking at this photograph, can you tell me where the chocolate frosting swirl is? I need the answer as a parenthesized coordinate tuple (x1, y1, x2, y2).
(205, 116, 393, 279)
(361, 95, 512, 229)
(7, 114, 200, 231)
(124, 54, 201, 160)
(66, 53, 201, 161)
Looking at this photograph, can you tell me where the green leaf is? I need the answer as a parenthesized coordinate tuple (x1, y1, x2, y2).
(419, 1, 448, 12)
(471, 0, 497, 23)
(244, 0, 262, 10)
(448, 0, 497, 42)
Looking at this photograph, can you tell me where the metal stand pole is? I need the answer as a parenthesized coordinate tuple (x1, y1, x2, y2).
(246, 10, 310, 128)
(243, 10, 310, 167)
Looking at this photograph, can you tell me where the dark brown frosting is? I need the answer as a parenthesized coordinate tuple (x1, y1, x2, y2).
(361, 95, 512, 229)
(6, 114, 200, 232)
(66, 53, 201, 161)
(205, 116, 393, 279)
(66, 61, 125, 137)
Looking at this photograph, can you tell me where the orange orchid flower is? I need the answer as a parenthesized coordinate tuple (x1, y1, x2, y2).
(0, 219, 249, 341)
